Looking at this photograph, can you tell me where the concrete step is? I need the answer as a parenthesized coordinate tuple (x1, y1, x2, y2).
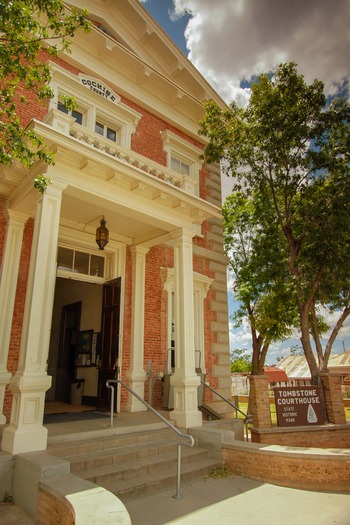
(65, 438, 181, 473)
(77, 445, 211, 484)
(106, 456, 220, 501)
(48, 428, 172, 458)
(48, 428, 220, 501)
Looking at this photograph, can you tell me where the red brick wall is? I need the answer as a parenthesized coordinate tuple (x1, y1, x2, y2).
(3, 217, 34, 421)
(0, 200, 7, 268)
(123, 95, 207, 200)
(223, 441, 350, 493)
(251, 425, 350, 448)
(37, 489, 74, 525)
(143, 246, 173, 407)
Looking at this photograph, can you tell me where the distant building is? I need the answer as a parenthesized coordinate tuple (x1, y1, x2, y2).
(263, 367, 289, 386)
(277, 355, 311, 385)
(278, 351, 350, 393)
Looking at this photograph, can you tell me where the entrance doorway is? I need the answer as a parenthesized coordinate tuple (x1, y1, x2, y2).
(48, 277, 104, 407)
(55, 301, 82, 403)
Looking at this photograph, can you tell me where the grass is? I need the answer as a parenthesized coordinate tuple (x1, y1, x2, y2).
(207, 465, 232, 479)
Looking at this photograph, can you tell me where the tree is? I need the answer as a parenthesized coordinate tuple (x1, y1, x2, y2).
(0, 0, 90, 191)
(200, 62, 350, 389)
(224, 191, 298, 374)
(230, 349, 252, 373)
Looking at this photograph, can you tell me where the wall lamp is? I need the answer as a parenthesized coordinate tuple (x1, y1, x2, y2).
(96, 216, 109, 250)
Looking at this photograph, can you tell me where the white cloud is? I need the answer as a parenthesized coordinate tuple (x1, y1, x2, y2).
(172, 0, 350, 104)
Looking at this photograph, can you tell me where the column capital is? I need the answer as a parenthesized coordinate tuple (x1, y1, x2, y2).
(171, 227, 196, 243)
(130, 245, 150, 257)
(6, 209, 29, 224)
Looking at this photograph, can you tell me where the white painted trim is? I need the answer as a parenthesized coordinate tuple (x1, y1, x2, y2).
(49, 63, 142, 148)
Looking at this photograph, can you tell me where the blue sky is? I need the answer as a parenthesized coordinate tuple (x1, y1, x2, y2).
(140, 0, 189, 56)
(140, 0, 350, 364)
(140, 0, 350, 106)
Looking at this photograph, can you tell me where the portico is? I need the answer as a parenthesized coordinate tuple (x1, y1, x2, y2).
(0, 113, 220, 454)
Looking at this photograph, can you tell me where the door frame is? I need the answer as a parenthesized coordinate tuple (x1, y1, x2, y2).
(96, 277, 123, 412)
(55, 301, 82, 403)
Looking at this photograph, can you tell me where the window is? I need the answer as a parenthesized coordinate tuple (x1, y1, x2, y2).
(57, 101, 84, 125)
(161, 130, 203, 196)
(57, 247, 105, 278)
(171, 157, 190, 176)
(95, 121, 118, 142)
(49, 64, 142, 149)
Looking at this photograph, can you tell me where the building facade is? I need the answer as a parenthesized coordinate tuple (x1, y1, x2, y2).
(0, 0, 231, 455)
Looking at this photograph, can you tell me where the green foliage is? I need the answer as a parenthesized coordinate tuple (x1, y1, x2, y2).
(207, 465, 232, 479)
(223, 190, 298, 374)
(200, 62, 350, 383)
(33, 175, 52, 193)
(2, 493, 13, 503)
(230, 349, 252, 373)
(0, 0, 90, 177)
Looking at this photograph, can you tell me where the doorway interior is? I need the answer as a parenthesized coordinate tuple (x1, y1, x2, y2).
(46, 277, 104, 407)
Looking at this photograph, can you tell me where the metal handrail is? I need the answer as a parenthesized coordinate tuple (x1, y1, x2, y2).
(106, 378, 194, 499)
(201, 380, 252, 441)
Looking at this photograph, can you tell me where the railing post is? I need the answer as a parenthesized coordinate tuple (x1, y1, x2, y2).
(106, 378, 195, 499)
(106, 380, 115, 428)
(201, 380, 252, 441)
(173, 444, 183, 499)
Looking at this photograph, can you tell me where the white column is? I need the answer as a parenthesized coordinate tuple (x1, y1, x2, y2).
(125, 245, 149, 411)
(0, 210, 29, 424)
(1, 182, 66, 454)
(170, 228, 202, 428)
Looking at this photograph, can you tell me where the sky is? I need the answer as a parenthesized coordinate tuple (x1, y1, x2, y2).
(139, 0, 350, 364)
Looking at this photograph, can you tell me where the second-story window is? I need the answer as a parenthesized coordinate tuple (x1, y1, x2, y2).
(57, 101, 84, 125)
(50, 65, 142, 149)
(171, 156, 190, 176)
(95, 121, 118, 142)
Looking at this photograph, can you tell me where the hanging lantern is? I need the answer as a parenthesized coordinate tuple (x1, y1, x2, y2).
(96, 216, 109, 250)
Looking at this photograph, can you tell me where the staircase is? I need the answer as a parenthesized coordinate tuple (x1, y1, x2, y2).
(48, 428, 220, 501)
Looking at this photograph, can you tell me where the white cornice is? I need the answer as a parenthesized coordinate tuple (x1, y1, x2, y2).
(63, 0, 227, 140)
(29, 119, 222, 223)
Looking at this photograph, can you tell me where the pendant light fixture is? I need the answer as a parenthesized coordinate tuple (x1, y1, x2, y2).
(96, 216, 109, 250)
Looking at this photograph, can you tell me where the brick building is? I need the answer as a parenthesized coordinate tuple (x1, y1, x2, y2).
(0, 0, 231, 455)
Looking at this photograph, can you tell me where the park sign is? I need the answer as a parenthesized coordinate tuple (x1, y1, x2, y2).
(274, 386, 325, 427)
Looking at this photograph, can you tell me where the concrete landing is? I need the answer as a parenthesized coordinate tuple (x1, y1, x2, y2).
(122, 474, 350, 525)
(0, 504, 34, 525)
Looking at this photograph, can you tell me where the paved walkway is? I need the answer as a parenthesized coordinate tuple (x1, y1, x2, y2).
(1, 474, 349, 524)
(1, 414, 349, 524)
(123, 474, 350, 525)
(0, 504, 34, 525)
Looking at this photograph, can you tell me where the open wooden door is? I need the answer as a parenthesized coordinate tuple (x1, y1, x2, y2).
(55, 301, 82, 403)
(96, 278, 121, 411)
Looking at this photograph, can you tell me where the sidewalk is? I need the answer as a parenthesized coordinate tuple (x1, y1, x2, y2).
(122, 474, 350, 525)
(1, 474, 349, 525)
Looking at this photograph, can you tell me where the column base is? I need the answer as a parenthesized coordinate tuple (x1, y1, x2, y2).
(125, 369, 147, 412)
(170, 408, 202, 429)
(170, 374, 202, 429)
(1, 373, 51, 454)
(1, 425, 48, 455)
(0, 371, 12, 424)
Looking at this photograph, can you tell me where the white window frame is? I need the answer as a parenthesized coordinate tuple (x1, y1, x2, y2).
(162, 267, 213, 374)
(48, 63, 141, 148)
(57, 226, 126, 285)
(57, 245, 106, 283)
(95, 118, 119, 143)
(161, 130, 203, 197)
